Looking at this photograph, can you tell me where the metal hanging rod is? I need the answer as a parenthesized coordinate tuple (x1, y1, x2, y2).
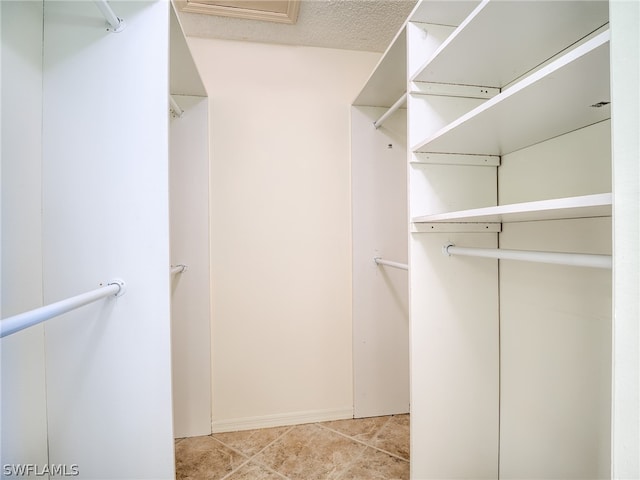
(442, 243, 612, 269)
(93, 0, 126, 33)
(374, 257, 408, 271)
(373, 93, 407, 129)
(0, 280, 126, 339)
(169, 96, 184, 119)
(171, 264, 188, 275)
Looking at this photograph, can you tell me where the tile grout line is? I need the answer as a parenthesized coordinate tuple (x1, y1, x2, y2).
(174, 436, 252, 480)
(316, 417, 383, 446)
(368, 415, 394, 443)
(317, 416, 404, 480)
(217, 458, 252, 480)
(215, 426, 296, 480)
(332, 439, 371, 480)
(317, 417, 410, 463)
(244, 425, 296, 480)
(244, 422, 371, 480)
(206, 436, 253, 480)
(369, 415, 411, 462)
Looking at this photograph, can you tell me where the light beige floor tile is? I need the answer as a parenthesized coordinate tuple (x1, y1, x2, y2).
(339, 447, 409, 480)
(370, 414, 410, 461)
(320, 416, 390, 442)
(175, 435, 247, 480)
(175, 415, 410, 480)
(254, 423, 367, 480)
(213, 426, 291, 457)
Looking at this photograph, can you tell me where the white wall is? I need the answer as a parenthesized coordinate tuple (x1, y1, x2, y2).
(187, 37, 380, 431)
(0, 1, 49, 474)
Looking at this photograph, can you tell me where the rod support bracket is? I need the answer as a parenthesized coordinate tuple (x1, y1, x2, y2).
(442, 243, 455, 256)
(171, 264, 188, 273)
(107, 18, 126, 33)
(107, 279, 126, 297)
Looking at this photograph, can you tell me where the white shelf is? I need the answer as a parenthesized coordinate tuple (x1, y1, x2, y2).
(412, 31, 610, 155)
(353, 29, 406, 107)
(412, 193, 612, 224)
(412, 0, 609, 87)
(409, 0, 480, 27)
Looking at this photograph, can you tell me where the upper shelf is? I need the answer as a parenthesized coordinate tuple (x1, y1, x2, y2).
(353, 29, 406, 108)
(412, 193, 612, 224)
(170, 4, 207, 97)
(411, 0, 609, 88)
(410, 0, 480, 27)
(412, 30, 610, 155)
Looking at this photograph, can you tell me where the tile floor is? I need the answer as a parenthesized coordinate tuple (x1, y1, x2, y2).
(175, 414, 409, 480)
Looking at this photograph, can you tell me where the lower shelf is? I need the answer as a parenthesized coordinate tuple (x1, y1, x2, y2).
(411, 192, 612, 224)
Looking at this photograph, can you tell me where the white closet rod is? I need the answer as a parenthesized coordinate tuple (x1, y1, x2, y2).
(443, 243, 612, 269)
(0, 280, 126, 339)
(171, 264, 188, 275)
(373, 93, 407, 129)
(170, 96, 184, 118)
(374, 257, 408, 271)
(93, 0, 126, 33)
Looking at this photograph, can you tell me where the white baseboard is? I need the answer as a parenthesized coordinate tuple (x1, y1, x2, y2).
(211, 407, 354, 433)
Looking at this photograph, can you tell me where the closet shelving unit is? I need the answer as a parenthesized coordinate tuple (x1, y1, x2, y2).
(410, 0, 613, 478)
(350, 0, 633, 478)
(407, 0, 612, 478)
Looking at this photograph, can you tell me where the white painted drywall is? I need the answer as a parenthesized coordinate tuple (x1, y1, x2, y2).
(170, 95, 212, 438)
(187, 37, 380, 430)
(39, 2, 175, 478)
(0, 1, 49, 472)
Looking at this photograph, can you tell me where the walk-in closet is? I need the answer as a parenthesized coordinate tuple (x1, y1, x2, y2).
(1, 0, 638, 479)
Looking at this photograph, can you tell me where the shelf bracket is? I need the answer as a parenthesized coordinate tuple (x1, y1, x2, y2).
(411, 152, 500, 167)
(411, 223, 502, 233)
(411, 81, 499, 99)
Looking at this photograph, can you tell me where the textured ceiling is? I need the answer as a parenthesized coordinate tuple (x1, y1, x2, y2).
(176, 0, 419, 52)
